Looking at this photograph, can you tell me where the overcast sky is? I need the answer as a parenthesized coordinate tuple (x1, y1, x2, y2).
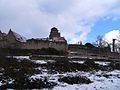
(0, 0, 120, 43)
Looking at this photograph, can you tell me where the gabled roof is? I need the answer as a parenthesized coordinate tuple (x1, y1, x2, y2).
(8, 29, 27, 42)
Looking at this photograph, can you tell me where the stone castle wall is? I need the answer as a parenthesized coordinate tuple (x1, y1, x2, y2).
(68, 44, 111, 57)
(21, 39, 67, 51)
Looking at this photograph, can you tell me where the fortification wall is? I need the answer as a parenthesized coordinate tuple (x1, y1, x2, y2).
(50, 41, 67, 51)
(22, 40, 49, 49)
(21, 40, 67, 51)
(68, 44, 111, 57)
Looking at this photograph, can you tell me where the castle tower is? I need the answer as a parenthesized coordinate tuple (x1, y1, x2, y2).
(49, 27, 60, 39)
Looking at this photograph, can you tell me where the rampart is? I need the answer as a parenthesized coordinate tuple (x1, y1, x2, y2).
(21, 39, 68, 51)
(68, 44, 120, 61)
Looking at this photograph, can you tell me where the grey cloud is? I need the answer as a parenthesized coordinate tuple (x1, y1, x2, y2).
(0, 0, 120, 43)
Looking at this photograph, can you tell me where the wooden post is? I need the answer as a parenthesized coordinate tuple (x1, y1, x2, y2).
(112, 39, 116, 52)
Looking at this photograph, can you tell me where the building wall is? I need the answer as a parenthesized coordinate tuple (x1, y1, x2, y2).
(22, 40, 49, 49)
(0, 40, 6, 48)
(68, 44, 111, 57)
(50, 41, 67, 51)
(21, 39, 68, 51)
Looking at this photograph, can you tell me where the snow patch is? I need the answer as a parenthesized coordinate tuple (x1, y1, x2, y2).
(32, 60, 47, 64)
(95, 61, 110, 66)
(6, 56, 30, 59)
(70, 60, 84, 64)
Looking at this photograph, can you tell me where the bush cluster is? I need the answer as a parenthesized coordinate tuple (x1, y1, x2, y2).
(58, 75, 92, 84)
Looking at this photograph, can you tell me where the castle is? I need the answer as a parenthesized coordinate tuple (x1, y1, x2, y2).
(0, 27, 120, 60)
(0, 27, 67, 51)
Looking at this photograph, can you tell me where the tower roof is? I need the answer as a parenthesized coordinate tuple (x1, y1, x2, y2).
(51, 27, 58, 31)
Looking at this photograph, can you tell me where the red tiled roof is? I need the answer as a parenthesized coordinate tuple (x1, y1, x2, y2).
(53, 37, 66, 42)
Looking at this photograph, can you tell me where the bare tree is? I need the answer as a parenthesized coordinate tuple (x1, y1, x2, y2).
(96, 35, 108, 48)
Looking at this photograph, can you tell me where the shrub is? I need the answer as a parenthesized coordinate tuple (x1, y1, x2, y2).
(0, 58, 40, 89)
(85, 43, 95, 48)
(58, 75, 92, 84)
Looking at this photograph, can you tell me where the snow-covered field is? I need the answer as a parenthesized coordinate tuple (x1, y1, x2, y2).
(1, 57, 120, 90)
(29, 69, 120, 90)
(29, 60, 120, 90)
(53, 70, 120, 90)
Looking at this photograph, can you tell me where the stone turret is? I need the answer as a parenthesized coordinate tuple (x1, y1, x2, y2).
(49, 27, 67, 43)
(49, 27, 60, 39)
